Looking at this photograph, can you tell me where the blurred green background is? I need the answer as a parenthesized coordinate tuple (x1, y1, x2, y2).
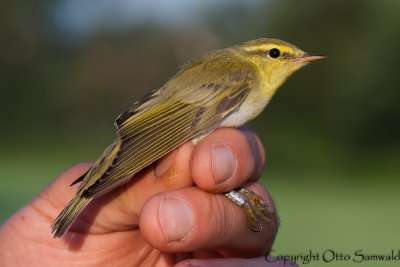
(1, 0, 399, 265)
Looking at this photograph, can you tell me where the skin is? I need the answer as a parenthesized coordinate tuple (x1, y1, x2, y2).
(0, 127, 296, 267)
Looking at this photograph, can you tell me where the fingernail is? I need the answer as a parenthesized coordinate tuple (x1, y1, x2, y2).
(155, 150, 177, 177)
(159, 198, 194, 242)
(212, 146, 236, 184)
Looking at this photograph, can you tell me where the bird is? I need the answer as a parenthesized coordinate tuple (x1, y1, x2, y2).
(51, 38, 325, 238)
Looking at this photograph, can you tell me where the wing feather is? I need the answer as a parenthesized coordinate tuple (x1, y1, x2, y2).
(83, 100, 199, 197)
(83, 53, 259, 198)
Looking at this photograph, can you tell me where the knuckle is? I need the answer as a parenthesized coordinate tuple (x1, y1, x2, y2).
(211, 195, 234, 242)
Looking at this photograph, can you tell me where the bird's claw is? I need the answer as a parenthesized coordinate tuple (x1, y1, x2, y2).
(225, 188, 280, 234)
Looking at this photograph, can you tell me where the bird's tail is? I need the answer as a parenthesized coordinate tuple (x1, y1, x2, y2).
(51, 195, 92, 238)
(51, 140, 122, 238)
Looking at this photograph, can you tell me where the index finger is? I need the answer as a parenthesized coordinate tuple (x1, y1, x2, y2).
(191, 126, 266, 193)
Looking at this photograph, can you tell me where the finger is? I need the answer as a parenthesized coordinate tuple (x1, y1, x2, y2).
(175, 257, 299, 267)
(140, 183, 276, 258)
(191, 126, 265, 193)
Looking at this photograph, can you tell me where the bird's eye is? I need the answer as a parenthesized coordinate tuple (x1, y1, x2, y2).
(268, 48, 281, 58)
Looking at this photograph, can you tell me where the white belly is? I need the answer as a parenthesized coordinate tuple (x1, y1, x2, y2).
(220, 91, 272, 128)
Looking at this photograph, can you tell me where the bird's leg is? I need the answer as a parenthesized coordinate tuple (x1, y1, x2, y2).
(225, 188, 280, 234)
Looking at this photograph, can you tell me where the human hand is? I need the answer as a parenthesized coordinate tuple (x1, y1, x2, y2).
(0, 127, 286, 266)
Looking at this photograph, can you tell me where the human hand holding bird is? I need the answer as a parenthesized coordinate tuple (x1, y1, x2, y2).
(0, 127, 289, 266)
(51, 38, 324, 238)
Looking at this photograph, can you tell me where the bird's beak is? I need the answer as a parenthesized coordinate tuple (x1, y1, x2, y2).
(297, 53, 327, 63)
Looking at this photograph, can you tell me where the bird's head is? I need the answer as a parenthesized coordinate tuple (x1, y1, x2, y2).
(235, 38, 325, 88)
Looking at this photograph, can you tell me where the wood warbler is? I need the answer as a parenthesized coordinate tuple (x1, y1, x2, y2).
(52, 38, 325, 237)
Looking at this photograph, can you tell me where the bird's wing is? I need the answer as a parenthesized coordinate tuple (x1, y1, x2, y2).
(82, 56, 258, 198)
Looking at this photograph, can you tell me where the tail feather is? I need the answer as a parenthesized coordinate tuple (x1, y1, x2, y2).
(51, 196, 92, 238)
(52, 140, 121, 238)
